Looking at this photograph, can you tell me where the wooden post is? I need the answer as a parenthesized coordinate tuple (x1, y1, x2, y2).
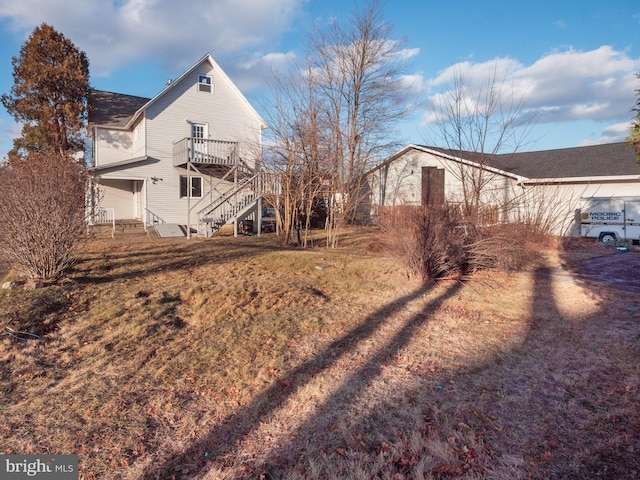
(258, 195, 263, 236)
(187, 162, 192, 239)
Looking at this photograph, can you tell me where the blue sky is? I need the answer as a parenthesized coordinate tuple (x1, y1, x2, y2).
(0, 0, 639, 159)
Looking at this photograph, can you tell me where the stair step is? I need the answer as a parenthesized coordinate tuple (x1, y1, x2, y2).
(87, 220, 149, 239)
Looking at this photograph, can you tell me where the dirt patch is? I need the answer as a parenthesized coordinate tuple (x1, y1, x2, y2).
(575, 249, 640, 293)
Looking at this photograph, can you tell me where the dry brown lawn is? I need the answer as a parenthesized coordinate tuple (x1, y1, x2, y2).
(0, 229, 639, 479)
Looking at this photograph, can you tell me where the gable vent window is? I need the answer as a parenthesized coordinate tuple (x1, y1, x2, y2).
(198, 74, 212, 93)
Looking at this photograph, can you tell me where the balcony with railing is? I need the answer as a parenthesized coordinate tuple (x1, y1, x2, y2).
(172, 137, 273, 238)
(173, 138, 239, 168)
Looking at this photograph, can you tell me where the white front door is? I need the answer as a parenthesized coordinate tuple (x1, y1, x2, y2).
(133, 180, 144, 220)
(191, 123, 208, 159)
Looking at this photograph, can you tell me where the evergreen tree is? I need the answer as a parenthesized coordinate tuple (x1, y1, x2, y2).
(1, 23, 90, 159)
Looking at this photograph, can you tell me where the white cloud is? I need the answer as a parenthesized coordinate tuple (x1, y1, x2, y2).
(421, 46, 640, 128)
(399, 73, 425, 95)
(0, 0, 304, 75)
(579, 121, 633, 146)
(229, 50, 297, 91)
(397, 47, 420, 61)
(0, 117, 21, 158)
(570, 102, 610, 117)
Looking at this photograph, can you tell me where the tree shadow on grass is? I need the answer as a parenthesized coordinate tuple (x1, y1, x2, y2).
(140, 280, 464, 479)
(252, 264, 640, 479)
(71, 239, 280, 285)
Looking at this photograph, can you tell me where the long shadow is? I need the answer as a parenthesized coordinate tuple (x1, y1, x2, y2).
(256, 280, 464, 471)
(72, 238, 284, 285)
(268, 265, 563, 477)
(300, 263, 639, 479)
(141, 281, 455, 479)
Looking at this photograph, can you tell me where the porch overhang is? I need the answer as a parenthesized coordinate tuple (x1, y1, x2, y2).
(90, 156, 151, 174)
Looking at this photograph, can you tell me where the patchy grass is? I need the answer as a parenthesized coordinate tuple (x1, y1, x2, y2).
(0, 229, 639, 479)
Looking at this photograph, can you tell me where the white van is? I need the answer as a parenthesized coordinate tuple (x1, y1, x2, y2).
(580, 197, 640, 244)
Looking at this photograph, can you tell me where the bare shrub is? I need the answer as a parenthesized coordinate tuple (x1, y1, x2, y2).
(379, 206, 534, 282)
(466, 223, 538, 272)
(379, 205, 471, 282)
(0, 150, 88, 281)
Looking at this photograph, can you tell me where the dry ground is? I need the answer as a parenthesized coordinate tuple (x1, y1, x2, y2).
(0, 254, 9, 283)
(0, 230, 639, 479)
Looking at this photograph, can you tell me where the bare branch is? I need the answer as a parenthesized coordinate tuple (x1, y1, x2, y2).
(0, 149, 89, 281)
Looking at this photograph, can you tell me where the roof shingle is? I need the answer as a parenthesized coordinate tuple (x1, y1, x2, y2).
(423, 142, 640, 179)
(88, 89, 150, 128)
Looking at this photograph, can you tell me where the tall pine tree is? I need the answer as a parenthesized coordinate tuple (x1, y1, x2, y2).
(1, 23, 90, 159)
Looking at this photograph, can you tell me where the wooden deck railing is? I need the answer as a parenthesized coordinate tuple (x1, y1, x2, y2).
(173, 138, 239, 167)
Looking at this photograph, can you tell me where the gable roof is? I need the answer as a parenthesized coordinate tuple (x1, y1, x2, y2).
(375, 142, 640, 182)
(139, 53, 266, 129)
(88, 53, 266, 131)
(371, 144, 523, 181)
(427, 142, 640, 179)
(88, 90, 150, 128)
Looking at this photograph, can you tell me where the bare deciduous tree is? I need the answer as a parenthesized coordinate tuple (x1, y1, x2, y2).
(0, 150, 88, 281)
(262, 66, 327, 247)
(629, 72, 640, 163)
(312, 1, 410, 246)
(265, 1, 411, 247)
(427, 63, 537, 222)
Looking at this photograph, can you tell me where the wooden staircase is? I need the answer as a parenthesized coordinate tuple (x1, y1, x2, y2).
(196, 173, 261, 237)
(173, 138, 275, 239)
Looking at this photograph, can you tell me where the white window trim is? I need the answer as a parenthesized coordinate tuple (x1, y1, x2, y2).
(180, 175, 203, 198)
(197, 74, 212, 93)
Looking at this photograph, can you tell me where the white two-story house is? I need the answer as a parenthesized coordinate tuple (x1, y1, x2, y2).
(88, 53, 267, 237)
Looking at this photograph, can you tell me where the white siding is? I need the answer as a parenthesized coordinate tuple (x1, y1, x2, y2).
(94, 128, 133, 166)
(369, 149, 518, 211)
(523, 180, 640, 236)
(99, 179, 136, 219)
(93, 56, 263, 225)
(131, 119, 146, 158)
(141, 59, 262, 225)
(368, 147, 640, 237)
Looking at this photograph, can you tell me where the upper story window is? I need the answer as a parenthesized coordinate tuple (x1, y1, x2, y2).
(198, 74, 212, 93)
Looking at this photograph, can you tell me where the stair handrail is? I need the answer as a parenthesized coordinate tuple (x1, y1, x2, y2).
(88, 207, 116, 238)
(199, 192, 259, 236)
(144, 208, 166, 231)
(197, 172, 260, 217)
(200, 189, 257, 224)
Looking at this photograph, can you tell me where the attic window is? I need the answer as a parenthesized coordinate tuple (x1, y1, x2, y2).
(198, 74, 212, 93)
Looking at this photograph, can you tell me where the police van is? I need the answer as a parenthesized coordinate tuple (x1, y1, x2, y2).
(580, 197, 640, 244)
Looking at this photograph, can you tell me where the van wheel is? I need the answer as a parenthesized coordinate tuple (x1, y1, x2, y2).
(599, 233, 617, 245)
